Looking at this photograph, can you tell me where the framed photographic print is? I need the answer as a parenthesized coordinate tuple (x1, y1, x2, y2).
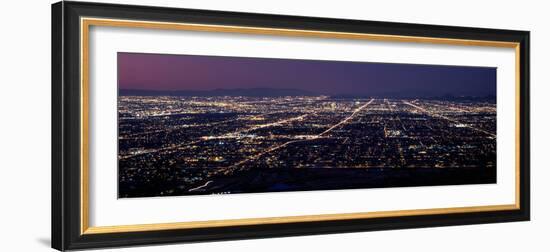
(52, 1, 530, 250)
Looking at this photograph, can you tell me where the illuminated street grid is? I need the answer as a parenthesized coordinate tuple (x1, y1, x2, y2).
(118, 96, 496, 197)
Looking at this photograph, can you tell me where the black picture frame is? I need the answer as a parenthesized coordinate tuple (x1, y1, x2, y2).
(52, 1, 530, 251)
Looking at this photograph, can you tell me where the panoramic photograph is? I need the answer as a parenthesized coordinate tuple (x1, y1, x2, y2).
(117, 52, 497, 198)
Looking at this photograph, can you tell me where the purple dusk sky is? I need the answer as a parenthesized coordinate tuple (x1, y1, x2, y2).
(118, 52, 496, 97)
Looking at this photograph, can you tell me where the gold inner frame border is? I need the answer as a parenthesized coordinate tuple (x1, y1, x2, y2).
(79, 17, 521, 235)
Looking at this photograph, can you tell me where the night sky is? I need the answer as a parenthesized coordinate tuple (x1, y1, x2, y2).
(118, 52, 496, 97)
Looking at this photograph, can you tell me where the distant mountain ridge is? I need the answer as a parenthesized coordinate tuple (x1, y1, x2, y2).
(329, 89, 495, 102)
(119, 88, 495, 101)
(119, 88, 317, 97)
